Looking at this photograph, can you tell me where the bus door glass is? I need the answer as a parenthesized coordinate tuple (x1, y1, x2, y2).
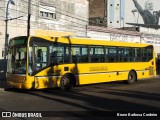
(31, 42, 49, 72)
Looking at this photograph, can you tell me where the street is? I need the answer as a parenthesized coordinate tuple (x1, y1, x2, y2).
(0, 77, 160, 120)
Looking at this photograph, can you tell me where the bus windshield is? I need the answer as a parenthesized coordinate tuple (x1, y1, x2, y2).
(7, 37, 27, 74)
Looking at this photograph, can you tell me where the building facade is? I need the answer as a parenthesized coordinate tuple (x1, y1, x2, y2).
(107, 0, 160, 28)
(0, 0, 89, 59)
(89, 0, 107, 26)
(88, 0, 160, 55)
(1, 0, 160, 58)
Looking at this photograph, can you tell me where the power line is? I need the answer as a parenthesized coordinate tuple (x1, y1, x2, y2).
(0, 0, 108, 32)
(0, 6, 13, 19)
(1, 15, 87, 32)
(16, 19, 86, 32)
(0, 7, 5, 13)
(19, 0, 88, 22)
(0, 16, 87, 33)
(1, 1, 106, 27)
(2, 7, 88, 29)
(22, 0, 88, 21)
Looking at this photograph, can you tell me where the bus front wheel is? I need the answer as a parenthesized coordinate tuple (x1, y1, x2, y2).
(60, 74, 73, 91)
(127, 71, 137, 84)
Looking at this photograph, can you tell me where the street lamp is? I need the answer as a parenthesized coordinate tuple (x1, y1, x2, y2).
(4, 0, 15, 60)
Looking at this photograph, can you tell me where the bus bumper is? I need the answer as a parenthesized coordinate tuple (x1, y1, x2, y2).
(7, 81, 33, 89)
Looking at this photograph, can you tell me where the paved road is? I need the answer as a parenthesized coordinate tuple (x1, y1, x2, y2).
(0, 77, 160, 120)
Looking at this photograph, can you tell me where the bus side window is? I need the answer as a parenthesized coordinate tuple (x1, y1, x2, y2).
(105, 48, 108, 62)
(147, 48, 153, 60)
(35, 49, 41, 69)
(142, 48, 147, 61)
(71, 45, 80, 63)
(108, 47, 117, 62)
(133, 48, 141, 62)
(37, 49, 42, 58)
(35, 48, 47, 69)
(64, 46, 70, 63)
(36, 49, 41, 63)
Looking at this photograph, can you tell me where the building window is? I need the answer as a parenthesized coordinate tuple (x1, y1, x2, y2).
(39, 5, 56, 19)
(40, 11, 43, 17)
(49, 13, 53, 18)
(40, 11, 56, 19)
(44, 12, 48, 17)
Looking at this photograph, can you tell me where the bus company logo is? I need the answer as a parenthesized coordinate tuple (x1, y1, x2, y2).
(89, 66, 108, 72)
(2, 112, 11, 117)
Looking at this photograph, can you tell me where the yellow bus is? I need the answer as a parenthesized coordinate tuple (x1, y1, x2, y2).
(6, 35, 156, 91)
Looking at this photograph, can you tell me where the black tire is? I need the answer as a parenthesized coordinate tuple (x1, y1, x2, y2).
(127, 71, 137, 84)
(60, 74, 73, 91)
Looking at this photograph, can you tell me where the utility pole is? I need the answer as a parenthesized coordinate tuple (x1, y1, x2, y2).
(27, 0, 31, 36)
(4, 0, 15, 60)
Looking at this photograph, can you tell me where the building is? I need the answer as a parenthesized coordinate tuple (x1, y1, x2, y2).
(1, 0, 160, 58)
(88, 0, 160, 56)
(0, 0, 89, 59)
(89, 0, 107, 26)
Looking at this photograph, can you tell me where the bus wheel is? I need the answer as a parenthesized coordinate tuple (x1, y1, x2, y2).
(60, 74, 73, 91)
(127, 71, 136, 84)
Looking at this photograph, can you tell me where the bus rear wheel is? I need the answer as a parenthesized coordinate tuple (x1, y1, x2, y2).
(60, 74, 73, 91)
(127, 71, 137, 84)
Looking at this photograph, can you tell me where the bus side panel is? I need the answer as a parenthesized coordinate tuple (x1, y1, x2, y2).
(30, 61, 156, 89)
(75, 72, 129, 85)
(34, 67, 62, 89)
(34, 76, 61, 89)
